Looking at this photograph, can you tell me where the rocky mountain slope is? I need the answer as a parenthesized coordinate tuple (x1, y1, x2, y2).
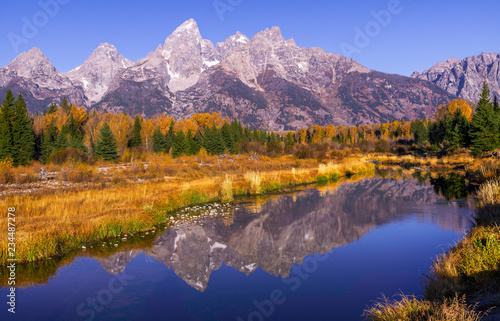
(411, 52, 500, 102)
(0, 48, 85, 113)
(0, 19, 457, 129)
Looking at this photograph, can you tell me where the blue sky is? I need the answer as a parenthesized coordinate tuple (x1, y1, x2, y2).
(1, 0, 499, 75)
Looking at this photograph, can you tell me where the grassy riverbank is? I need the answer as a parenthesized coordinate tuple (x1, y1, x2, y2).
(0, 153, 375, 265)
(365, 159, 500, 320)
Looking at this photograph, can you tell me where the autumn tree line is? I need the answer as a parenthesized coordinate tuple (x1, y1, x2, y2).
(0, 83, 499, 167)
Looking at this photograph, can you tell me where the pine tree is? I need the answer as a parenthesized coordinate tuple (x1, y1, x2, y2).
(285, 132, 296, 148)
(230, 119, 243, 142)
(470, 82, 499, 155)
(11, 93, 35, 165)
(67, 115, 87, 152)
(152, 128, 166, 153)
(95, 123, 119, 161)
(221, 123, 235, 154)
(203, 126, 215, 154)
(202, 125, 225, 155)
(40, 120, 58, 164)
(54, 125, 70, 151)
(60, 97, 71, 114)
(47, 103, 57, 114)
(128, 116, 142, 148)
(0, 90, 15, 160)
(164, 121, 175, 154)
(494, 96, 500, 134)
(186, 129, 200, 155)
(171, 130, 188, 158)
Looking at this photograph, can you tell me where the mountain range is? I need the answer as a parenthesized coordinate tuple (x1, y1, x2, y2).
(0, 19, 496, 130)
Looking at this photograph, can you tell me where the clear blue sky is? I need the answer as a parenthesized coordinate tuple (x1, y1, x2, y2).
(1, 0, 499, 75)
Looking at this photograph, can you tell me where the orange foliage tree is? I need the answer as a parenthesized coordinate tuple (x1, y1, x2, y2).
(434, 99, 473, 121)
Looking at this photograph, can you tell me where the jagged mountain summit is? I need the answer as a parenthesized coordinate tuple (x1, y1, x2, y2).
(411, 52, 500, 102)
(0, 19, 457, 129)
(0, 47, 86, 109)
(64, 43, 134, 104)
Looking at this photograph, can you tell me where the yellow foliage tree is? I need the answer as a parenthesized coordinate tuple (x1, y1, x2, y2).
(141, 118, 156, 151)
(434, 99, 472, 121)
(70, 104, 88, 125)
(107, 113, 133, 152)
(151, 114, 175, 135)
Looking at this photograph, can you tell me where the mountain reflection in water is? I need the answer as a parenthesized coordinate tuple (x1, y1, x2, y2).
(96, 177, 471, 292)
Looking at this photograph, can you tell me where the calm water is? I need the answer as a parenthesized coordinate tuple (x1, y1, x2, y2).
(1, 176, 473, 321)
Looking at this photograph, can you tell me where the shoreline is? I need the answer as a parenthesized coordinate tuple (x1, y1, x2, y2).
(365, 159, 500, 320)
(0, 154, 375, 265)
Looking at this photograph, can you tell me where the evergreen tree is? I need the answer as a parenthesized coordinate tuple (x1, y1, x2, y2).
(171, 130, 188, 158)
(163, 121, 175, 154)
(164, 132, 173, 154)
(40, 120, 58, 164)
(203, 125, 225, 155)
(0, 90, 14, 160)
(243, 127, 252, 140)
(152, 128, 166, 153)
(494, 96, 500, 134)
(410, 119, 428, 146)
(128, 116, 142, 148)
(194, 131, 203, 150)
(230, 119, 243, 142)
(186, 129, 200, 155)
(470, 82, 499, 154)
(54, 125, 70, 151)
(203, 126, 215, 154)
(213, 125, 226, 155)
(60, 97, 71, 114)
(11, 93, 35, 165)
(259, 130, 268, 144)
(284, 132, 296, 148)
(221, 123, 236, 154)
(47, 103, 57, 114)
(428, 120, 446, 147)
(95, 123, 119, 161)
(67, 115, 87, 152)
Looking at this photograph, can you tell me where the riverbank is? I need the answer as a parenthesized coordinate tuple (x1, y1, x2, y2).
(0, 153, 375, 265)
(365, 159, 500, 320)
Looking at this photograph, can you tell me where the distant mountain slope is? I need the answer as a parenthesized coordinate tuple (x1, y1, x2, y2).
(411, 52, 500, 102)
(0, 19, 457, 129)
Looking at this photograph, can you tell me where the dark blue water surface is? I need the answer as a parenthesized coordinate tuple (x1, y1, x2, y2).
(1, 177, 473, 321)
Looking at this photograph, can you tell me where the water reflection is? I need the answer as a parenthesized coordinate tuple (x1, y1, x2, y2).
(430, 173, 470, 201)
(96, 177, 471, 292)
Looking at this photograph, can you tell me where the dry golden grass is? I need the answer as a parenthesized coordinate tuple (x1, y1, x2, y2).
(0, 158, 40, 185)
(316, 158, 375, 181)
(221, 174, 234, 202)
(0, 154, 374, 264)
(466, 160, 500, 185)
(473, 179, 500, 226)
(374, 153, 476, 170)
(364, 294, 484, 321)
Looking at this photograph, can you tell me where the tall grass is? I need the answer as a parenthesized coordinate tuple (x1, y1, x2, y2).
(317, 159, 375, 182)
(364, 295, 484, 321)
(244, 171, 262, 194)
(473, 179, 500, 225)
(425, 226, 500, 302)
(221, 175, 234, 202)
(466, 160, 500, 185)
